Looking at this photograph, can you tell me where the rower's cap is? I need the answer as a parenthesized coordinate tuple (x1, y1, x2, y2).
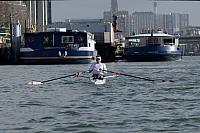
(96, 55, 101, 61)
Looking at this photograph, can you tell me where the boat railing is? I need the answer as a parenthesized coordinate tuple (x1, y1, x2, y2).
(163, 43, 175, 46)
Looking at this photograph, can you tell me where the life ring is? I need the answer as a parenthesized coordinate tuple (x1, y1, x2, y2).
(28, 36, 35, 43)
(78, 36, 84, 42)
(64, 44, 69, 49)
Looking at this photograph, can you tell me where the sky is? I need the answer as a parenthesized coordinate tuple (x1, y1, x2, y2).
(51, 0, 200, 26)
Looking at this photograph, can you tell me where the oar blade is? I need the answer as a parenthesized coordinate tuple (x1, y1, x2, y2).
(104, 75, 119, 79)
(28, 80, 43, 85)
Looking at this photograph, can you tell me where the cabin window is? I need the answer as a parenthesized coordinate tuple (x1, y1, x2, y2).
(147, 37, 159, 44)
(164, 38, 175, 45)
(62, 36, 74, 43)
(127, 38, 140, 47)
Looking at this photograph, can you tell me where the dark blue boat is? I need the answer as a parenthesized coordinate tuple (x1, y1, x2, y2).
(123, 30, 182, 62)
(20, 30, 97, 64)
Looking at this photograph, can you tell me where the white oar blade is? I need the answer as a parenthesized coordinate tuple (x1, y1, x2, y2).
(104, 75, 119, 79)
(28, 81, 43, 85)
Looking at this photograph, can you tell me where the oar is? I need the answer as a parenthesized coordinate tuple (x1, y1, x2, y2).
(28, 73, 77, 85)
(103, 70, 174, 83)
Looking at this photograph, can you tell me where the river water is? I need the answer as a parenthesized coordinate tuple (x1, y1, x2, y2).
(0, 56, 200, 133)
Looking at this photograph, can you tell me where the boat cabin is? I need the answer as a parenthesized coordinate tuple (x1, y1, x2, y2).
(23, 30, 95, 50)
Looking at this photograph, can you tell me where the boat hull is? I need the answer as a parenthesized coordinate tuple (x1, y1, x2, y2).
(123, 45, 182, 62)
(123, 53, 181, 62)
(19, 57, 95, 65)
(19, 31, 97, 65)
(20, 50, 97, 65)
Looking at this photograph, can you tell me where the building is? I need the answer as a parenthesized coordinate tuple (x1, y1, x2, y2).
(47, 22, 66, 29)
(47, 0, 52, 25)
(156, 13, 189, 34)
(65, 19, 112, 33)
(178, 26, 200, 36)
(36, 0, 52, 32)
(111, 0, 118, 16)
(23, 0, 52, 32)
(132, 12, 189, 35)
(103, 0, 133, 37)
(115, 11, 133, 37)
(0, 1, 27, 32)
(132, 12, 155, 34)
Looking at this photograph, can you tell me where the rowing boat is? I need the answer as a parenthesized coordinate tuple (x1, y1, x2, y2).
(90, 78, 106, 85)
(89, 75, 118, 85)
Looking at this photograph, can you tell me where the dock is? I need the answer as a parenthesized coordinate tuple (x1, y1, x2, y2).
(0, 47, 12, 65)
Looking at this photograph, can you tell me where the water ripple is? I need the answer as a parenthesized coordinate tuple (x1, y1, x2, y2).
(1, 57, 200, 133)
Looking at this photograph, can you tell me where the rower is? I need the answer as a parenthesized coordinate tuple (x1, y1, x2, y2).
(88, 55, 107, 80)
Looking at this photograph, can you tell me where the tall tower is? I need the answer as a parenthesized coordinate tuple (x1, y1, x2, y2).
(31, 0, 37, 31)
(47, 0, 52, 24)
(23, 1, 36, 32)
(111, 0, 118, 32)
(36, 0, 51, 32)
(111, 0, 118, 16)
(36, 0, 45, 32)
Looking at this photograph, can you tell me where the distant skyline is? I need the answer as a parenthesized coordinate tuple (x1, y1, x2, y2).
(51, 0, 200, 26)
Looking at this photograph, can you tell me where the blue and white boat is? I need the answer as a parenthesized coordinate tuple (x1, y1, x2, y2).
(20, 29, 97, 64)
(123, 30, 182, 62)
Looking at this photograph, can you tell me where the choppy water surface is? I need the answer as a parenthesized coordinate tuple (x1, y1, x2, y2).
(0, 56, 200, 133)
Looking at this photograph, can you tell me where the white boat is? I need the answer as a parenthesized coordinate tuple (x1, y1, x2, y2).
(89, 75, 118, 85)
(90, 78, 106, 85)
(124, 29, 182, 62)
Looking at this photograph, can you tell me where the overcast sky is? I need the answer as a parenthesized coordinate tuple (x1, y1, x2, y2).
(51, 0, 200, 26)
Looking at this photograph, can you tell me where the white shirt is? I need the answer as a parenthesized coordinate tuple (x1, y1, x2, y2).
(89, 62, 107, 75)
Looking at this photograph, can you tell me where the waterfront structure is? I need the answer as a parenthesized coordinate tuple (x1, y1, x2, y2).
(0, 19, 22, 65)
(177, 26, 200, 56)
(0, 26, 11, 47)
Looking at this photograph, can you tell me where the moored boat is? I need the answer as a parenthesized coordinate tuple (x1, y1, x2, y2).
(123, 30, 182, 62)
(20, 29, 97, 64)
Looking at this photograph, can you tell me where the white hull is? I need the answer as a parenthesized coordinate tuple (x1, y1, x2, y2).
(89, 75, 118, 85)
(90, 78, 106, 85)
